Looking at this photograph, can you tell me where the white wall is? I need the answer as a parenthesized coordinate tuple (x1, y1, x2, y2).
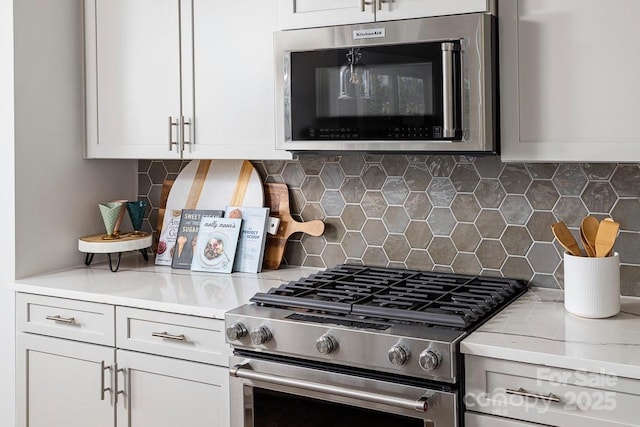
(1, 0, 16, 424)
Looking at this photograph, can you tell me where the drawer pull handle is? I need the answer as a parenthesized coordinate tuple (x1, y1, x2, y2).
(45, 315, 76, 324)
(506, 387, 561, 403)
(152, 331, 186, 341)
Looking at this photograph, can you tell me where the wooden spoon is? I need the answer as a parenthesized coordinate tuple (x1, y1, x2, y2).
(580, 216, 599, 257)
(551, 221, 582, 257)
(594, 219, 620, 257)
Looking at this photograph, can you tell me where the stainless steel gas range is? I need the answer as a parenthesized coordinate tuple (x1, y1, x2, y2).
(225, 265, 528, 427)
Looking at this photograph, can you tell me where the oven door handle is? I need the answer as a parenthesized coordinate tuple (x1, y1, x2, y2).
(230, 363, 431, 413)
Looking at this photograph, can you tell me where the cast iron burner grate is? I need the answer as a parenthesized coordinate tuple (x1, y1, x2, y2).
(251, 265, 528, 329)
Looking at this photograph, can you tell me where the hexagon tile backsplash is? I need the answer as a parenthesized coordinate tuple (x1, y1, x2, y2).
(137, 156, 640, 296)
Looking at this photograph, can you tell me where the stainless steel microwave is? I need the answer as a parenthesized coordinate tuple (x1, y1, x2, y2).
(274, 13, 496, 154)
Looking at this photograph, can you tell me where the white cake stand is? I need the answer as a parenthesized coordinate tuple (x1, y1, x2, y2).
(78, 233, 153, 272)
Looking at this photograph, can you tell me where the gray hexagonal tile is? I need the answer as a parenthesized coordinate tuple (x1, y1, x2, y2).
(320, 162, 346, 190)
(525, 180, 559, 210)
(527, 211, 558, 242)
(530, 274, 560, 289)
(264, 160, 286, 175)
(138, 159, 152, 174)
(474, 156, 504, 178)
(403, 164, 432, 191)
(615, 232, 640, 264)
(382, 178, 409, 205)
(301, 203, 324, 222)
(611, 198, 640, 232)
(281, 162, 305, 188)
(163, 159, 183, 174)
(621, 265, 640, 297)
(427, 236, 456, 265)
(405, 249, 434, 271)
(138, 173, 152, 196)
(149, 161, 168, 184)
(301, 176, 325, 202)
(426, 156, 455, 177)
(451, 223, 481, 252)
(475, 210, 507, 238)
(381, 155, 409, 176)
(581, 181, 617, 213)
(450, 193, 481, 222)
(265, 175, 284, 184)
(476, 239, 507, 269)
(451, 253, 482, 275)
(555, 259, 565, 289)
(362, 219, 388, 246)
(474, 179, 506, 208)
(404, 192, 432, 220)
(383, 206, 410, 233)
(580, 163, 616, 180)
(426, 208, 456, 236)
(342, 204, 366, 231)
(301, 234, 326, 255)
(341, 177, 366, 203)
(363, 154, 383, 163)
(525, 163, 558, 179)
(362, 246, 389, 267)
(500, 195, 532, 225)
(552, 197, 588, 228)
(501, 256, 534, 281)
(405, 221, 433, 249)
(501, 226, 533, 256)
(284, 240, 306, 266)
(323, 217, 346, 243)
(289, 188, 305, 218)
(320, 191, 345, 216)
(340, 155, 365, 176)
(527, 242, 561, 274)
(433, 265, 454, 273)
(383, 234, 411, 262)
(499, 164, 531, 194)
(611, 165, 640, 198)
(553, 164, 588, 196)
(407, 155, 428, 163)
(342, 231, 366, 258)
(303, 255, 326, 268)
(450, 164, 480, 192)
(362, 164, 387, 190)
(322, 243, 347, 268)
(427, 178, 456, 207)
(361, 191, 387, 219)
(299, 156, 325, 175)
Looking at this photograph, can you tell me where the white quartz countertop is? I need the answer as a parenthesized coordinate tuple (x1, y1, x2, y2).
(10, 254, 320, 319)
(461, 288, 640, 380)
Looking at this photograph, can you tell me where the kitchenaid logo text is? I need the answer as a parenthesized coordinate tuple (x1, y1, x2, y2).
(464, 368, 618, 415)
(353, 28, 386, 40)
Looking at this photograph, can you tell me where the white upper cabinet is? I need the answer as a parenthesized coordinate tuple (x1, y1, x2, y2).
(500, 0, 640, 162)
(85, 0, 290, 160)
(278, 0, 493, 29)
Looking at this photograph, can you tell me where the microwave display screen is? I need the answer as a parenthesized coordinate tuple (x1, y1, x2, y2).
(289, 42, 461, 141)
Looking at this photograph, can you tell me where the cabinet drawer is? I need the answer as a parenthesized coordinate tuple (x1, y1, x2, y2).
(465, 412, 545, 426)
(116, 307, 231, 366)
(16, 293, 115, 346)
(465, 355, 640, 426)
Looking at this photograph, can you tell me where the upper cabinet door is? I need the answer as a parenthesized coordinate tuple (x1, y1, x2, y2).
(278, 0, 492, 29)
(500, 0, 640, 162)
(85, 0, 182, 159)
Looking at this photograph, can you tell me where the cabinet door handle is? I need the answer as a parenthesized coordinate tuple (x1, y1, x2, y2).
(45, 315, 75, 324)
(114, 363, 126, 404)
(152, 331, 186, 341)
(361, 0, 372, 12)
(505, 387, 561, 403)
(168, 116, 179, 151)
(100, 361, 111, 401)
(180, 115, 192, 152)
(377, 0, 383, 10)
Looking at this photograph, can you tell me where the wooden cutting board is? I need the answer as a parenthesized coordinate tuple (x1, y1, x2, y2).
(263, 183, 325, 270)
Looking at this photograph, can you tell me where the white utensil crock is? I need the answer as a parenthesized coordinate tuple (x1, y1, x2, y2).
(564, 252, 620, 318)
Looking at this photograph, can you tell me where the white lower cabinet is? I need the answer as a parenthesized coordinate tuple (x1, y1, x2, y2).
(16, 293, 231, 427)
(465, 355, 640, 426)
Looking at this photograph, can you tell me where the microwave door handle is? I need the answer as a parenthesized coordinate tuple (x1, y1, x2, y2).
(441, 42, 458, 138)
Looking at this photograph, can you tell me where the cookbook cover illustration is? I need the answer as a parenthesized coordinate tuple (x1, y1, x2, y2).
(155, 209, 182, 266)
(171, 209, 225, 269)
(226, 206, 270, 273)
(190, 217, 242, 274)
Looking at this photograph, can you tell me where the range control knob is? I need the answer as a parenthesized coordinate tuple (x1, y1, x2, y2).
(388, 345, 410, 366)
(418, 350, 441, 372)
(316, 334, 338, 355)
(225, 322, 248, 341)
(250, 326, 273, 345)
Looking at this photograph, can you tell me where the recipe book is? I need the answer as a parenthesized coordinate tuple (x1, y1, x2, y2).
(155, 209, 183, 266)
(171, 209, 225, 269)
(190, 217, 242, 274)
(225, 206, 270, 273)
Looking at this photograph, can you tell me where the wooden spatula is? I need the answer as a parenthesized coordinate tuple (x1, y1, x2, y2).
(580, 216, 599, 257)
(262, 183, 325, 270)
(551, 221, 582, 256)
(595, 219, 620, 257)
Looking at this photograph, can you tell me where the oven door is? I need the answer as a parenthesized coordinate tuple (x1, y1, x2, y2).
(229, 355, 458, 427)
